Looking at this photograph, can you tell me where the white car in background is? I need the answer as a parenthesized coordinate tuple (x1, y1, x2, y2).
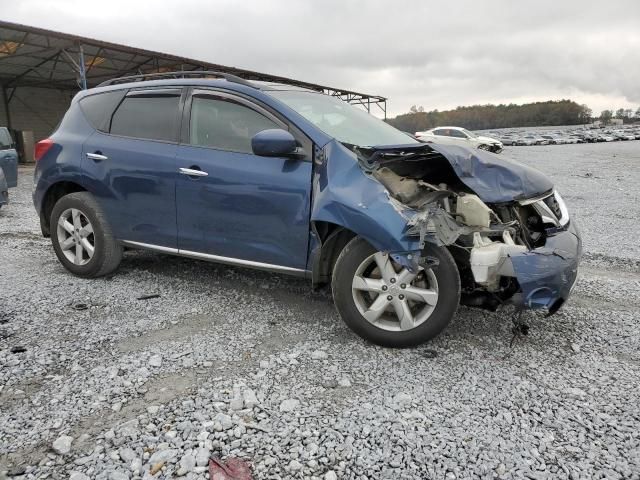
(415, 126, 504, 153)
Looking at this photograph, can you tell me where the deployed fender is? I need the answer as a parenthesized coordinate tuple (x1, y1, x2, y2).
(310, 140, 421, 255)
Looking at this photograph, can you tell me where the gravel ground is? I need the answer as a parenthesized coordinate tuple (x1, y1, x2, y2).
(1, 141, 639, 479)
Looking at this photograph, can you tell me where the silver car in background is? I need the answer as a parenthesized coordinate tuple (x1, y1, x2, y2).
(415, 126, 503, 153)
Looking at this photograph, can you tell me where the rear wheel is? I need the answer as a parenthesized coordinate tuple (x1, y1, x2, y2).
(332, 237, 460, 347)
(50, 192, 122, 278)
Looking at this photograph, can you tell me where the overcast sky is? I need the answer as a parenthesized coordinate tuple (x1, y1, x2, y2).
(5, 0, 640, 117)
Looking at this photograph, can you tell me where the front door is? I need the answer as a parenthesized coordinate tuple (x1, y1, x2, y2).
(175, 90, 312, 270)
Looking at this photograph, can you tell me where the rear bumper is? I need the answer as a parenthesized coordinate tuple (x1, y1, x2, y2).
(508, 220, 582, 314)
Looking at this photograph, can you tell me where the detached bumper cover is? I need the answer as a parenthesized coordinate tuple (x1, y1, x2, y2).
(509, 220, 582, 313)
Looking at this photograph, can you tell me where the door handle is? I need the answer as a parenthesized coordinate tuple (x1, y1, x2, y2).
(87, 152, 108, 161)
(179, 167, 208, 177)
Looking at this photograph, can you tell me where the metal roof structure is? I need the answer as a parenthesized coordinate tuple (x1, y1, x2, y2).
(0, 20, 386, 117)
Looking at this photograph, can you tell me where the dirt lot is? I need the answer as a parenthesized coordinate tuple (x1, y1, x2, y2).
(1, 141, 639, 479)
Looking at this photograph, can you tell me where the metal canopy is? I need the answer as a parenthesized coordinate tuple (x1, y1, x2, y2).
(0, 20, 386, 117)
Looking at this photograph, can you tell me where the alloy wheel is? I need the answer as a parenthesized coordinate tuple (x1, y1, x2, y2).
(351, 252, 439, 331)
(56, 208, 95, 265)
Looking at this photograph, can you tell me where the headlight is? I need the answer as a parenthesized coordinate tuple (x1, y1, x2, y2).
(549, 191, 570, 226)
(520, 190, 569, 228)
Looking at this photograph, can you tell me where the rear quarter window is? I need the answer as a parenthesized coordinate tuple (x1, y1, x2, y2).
(79, 90, 127, 132)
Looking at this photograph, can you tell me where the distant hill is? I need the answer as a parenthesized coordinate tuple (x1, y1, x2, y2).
(387, 100, 592, 133)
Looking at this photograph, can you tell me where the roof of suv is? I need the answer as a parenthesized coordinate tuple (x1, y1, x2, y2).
(79, 78, 323, 103)
(83, 72, 323, 101)
(95, 71, 335, 95)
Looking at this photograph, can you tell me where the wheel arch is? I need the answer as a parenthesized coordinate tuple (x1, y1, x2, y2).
(39, 181, 88, 237)
(310, 221, 358, 288)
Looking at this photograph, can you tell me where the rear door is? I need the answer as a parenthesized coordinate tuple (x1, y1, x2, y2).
(435, 128, 467, 146)
(432, 128, 456, 146)
(175, 89, 313, 270)
(81, 88, 182, 248)
(449, 128, 472, 146)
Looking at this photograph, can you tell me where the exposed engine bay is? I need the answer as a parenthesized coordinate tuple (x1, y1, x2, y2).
(349, 142, 577, 312)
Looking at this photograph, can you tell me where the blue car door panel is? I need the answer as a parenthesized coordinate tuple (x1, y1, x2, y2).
(81, 88, 182, 248)
(175, 90, 312, 270)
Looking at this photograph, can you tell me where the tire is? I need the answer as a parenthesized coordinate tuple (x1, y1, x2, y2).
(50, 192, 122, 278)
(331, 236, 460, 347)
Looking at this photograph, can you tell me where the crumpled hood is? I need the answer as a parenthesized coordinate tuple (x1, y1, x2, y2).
(355, 142, 554, 204)
(429, 143, 553, 202)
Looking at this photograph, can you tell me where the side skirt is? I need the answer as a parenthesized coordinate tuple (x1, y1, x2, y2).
(120, 240, 310, 278)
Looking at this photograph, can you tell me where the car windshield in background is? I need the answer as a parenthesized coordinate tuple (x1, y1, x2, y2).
(267, 90, 417, 147)
(460, 128, 475, 138)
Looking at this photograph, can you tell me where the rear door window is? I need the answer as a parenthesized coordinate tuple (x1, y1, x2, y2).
(79, 90, 126, 132)
(110, 89, 181, 142)
(189, 95, 280, 153)
(433, 129, 447, 136)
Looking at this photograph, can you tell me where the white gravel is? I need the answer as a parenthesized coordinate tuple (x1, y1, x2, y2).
(1, 141, 639, 479)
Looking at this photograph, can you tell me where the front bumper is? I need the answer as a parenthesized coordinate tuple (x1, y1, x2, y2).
(508, 220, 582, 314)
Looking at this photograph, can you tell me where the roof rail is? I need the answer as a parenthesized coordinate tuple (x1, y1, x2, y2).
(97, 70, 258, 88)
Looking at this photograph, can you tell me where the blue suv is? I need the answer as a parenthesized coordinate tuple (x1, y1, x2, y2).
(33, 72, 581, 347)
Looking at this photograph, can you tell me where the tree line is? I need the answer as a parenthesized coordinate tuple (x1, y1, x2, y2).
(600, 107, 640, 125)
(387, 100, 639, 132)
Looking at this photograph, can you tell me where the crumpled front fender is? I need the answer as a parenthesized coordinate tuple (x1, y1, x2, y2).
(310, 140, 421, 261)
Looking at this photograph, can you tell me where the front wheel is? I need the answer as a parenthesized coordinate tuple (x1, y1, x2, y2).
(332, 237, 460, 347)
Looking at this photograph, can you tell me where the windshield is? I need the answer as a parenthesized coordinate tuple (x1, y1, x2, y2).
(460, 128, 476, 138)
(267, 90, 417, 147)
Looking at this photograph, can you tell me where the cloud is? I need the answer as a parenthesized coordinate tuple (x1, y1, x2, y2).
(5, 0, 640, 116)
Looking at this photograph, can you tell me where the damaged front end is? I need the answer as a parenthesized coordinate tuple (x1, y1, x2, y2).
(313, 140, 581, 316)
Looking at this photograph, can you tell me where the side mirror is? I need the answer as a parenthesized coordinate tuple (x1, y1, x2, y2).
(251, 129, 301, 157)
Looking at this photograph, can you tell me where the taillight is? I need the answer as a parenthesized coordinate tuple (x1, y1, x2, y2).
(35, 138, 54, 161)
